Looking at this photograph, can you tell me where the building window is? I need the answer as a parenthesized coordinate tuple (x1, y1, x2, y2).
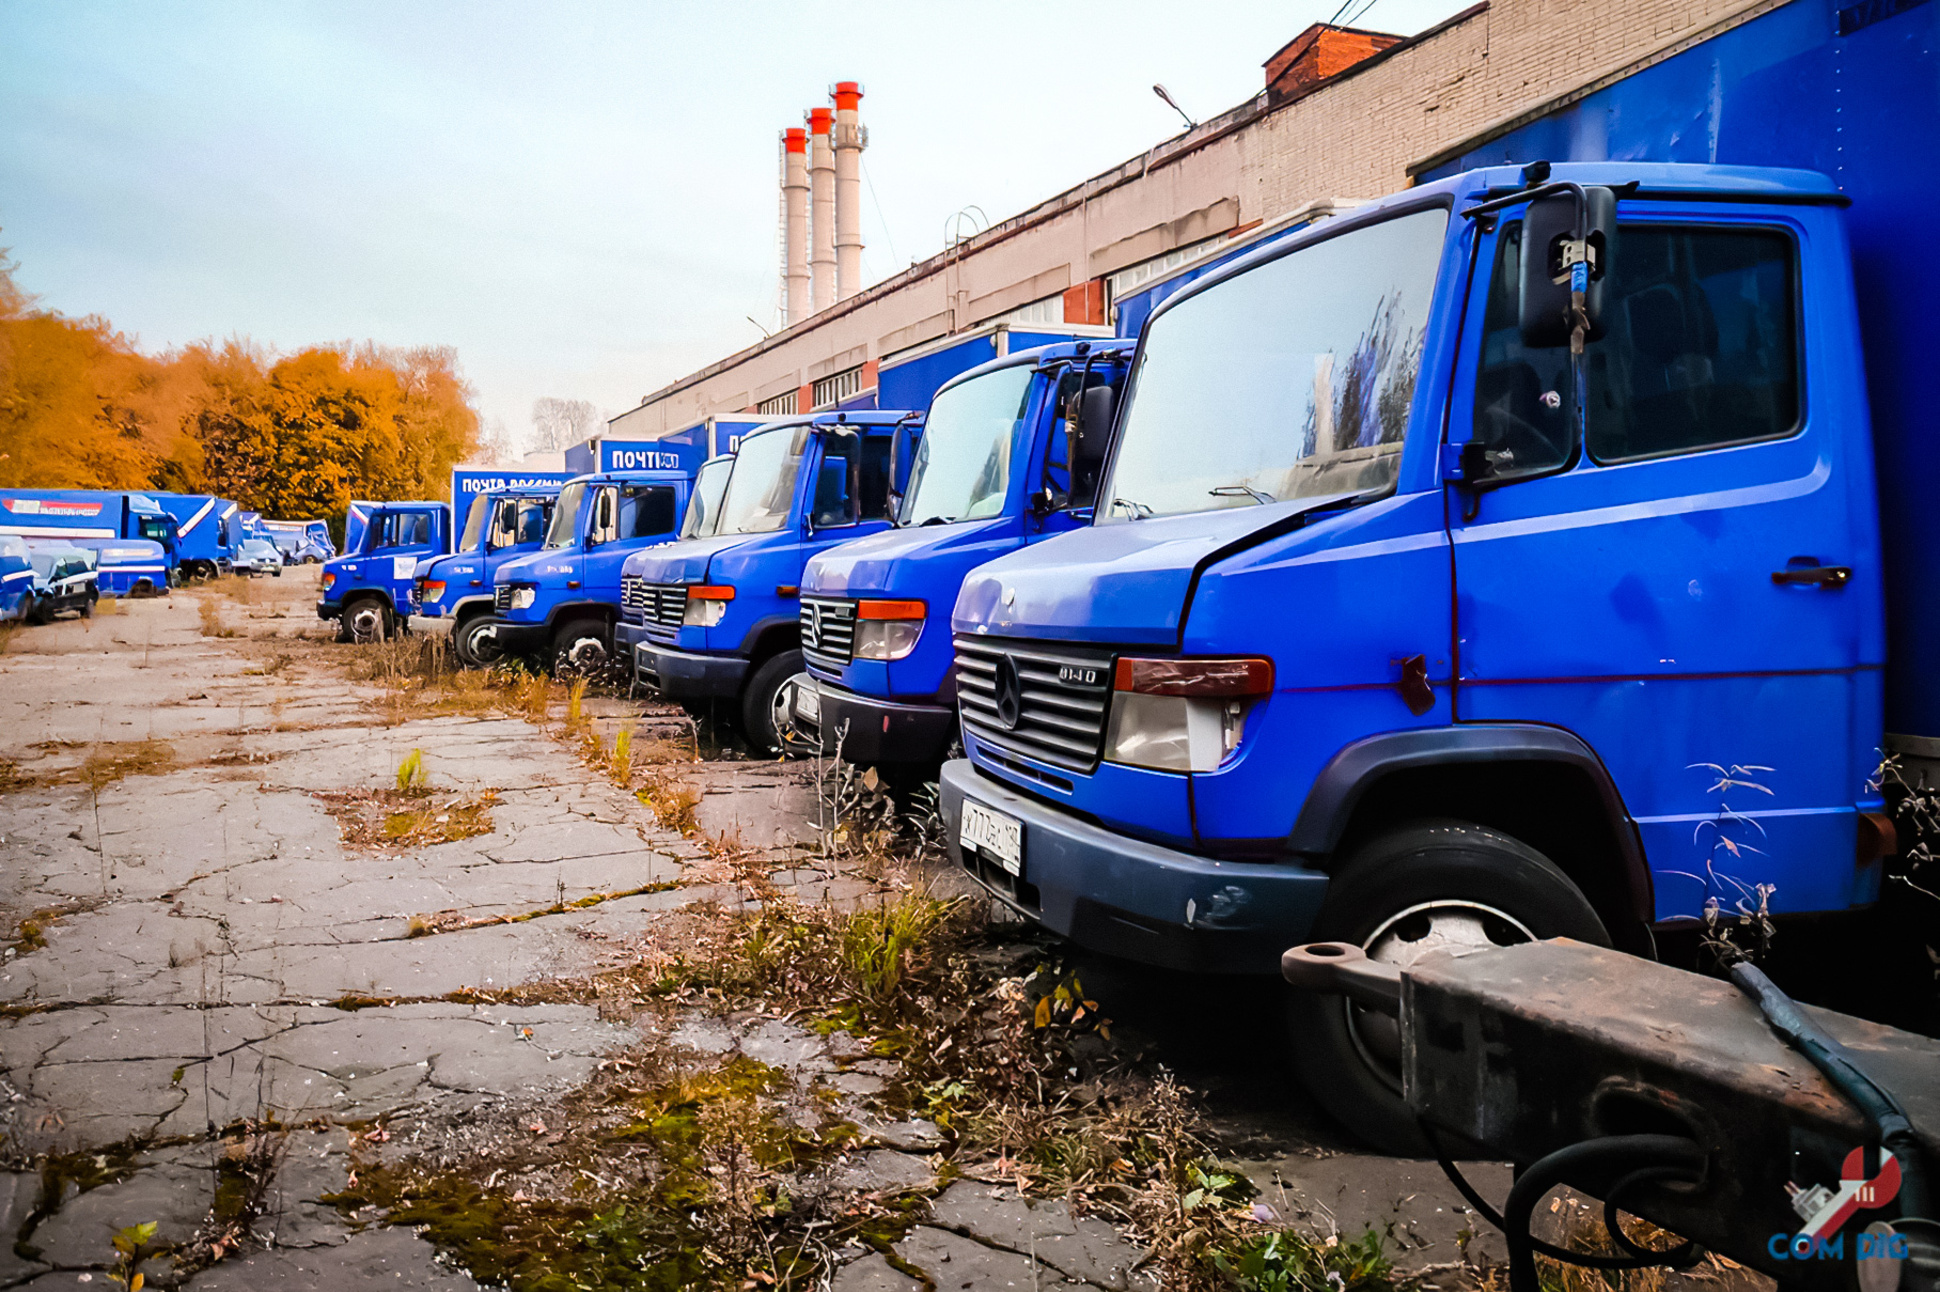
(992, 295, 1065, 328)
(1106, 236, 1227, 305)
(812, 366, 863, 409)
(757, 390, 798, 416)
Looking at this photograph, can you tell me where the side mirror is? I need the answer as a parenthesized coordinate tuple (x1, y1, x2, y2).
(1069, 385, 1116, 507)
(1519, 186, 1615, 348)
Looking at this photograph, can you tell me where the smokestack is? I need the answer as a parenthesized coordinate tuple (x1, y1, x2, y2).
(807, 106, 835, 313)
(781, 128, 809, 326)
(831, 81, 865, 302)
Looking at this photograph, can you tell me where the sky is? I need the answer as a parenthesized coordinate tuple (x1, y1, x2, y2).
(1, 0, 1474, 452)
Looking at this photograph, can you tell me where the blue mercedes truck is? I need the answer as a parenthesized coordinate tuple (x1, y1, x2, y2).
(619, 411, 916, 753)
(486, 470, 692, 673)
(317, 500, 450, 642)
(937, 0, 1940, 1153)
(155, 494, 241, 580)
(796, 340, 1134, 767)
(0, 490, 178, 595)
(415, 484, 561, 665)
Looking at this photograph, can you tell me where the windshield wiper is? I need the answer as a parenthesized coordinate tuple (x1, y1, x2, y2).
(1209, 484, 1276, 506)
(1110, 497, 1153, 520)
(918, 516, 953, 527)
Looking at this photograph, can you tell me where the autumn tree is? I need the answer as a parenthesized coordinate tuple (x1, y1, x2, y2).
(0, 251, 480, 514)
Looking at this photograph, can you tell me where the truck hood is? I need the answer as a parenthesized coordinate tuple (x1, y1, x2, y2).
(806, 516, 1012, 597)
(493, 549, 577, 585)
(623, 532, 754, 585)
(953, 493, 1364, 646)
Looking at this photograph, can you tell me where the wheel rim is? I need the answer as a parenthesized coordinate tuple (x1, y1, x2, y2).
(1344, 899, 1535, 1092)
(466, 622, 503, 665)
(349, 605, 386, 642)
(562, 636, 608, 673)
(767, 671, 815, 754)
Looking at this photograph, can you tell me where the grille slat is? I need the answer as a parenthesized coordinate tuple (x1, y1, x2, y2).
(953, 635, 1115, 772)
(493, 584, 513, 613)
(632, 581, 689, 645)
(800, 596, 858, 671)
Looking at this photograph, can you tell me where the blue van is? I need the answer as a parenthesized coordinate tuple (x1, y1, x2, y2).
(415, 485, 560, 665)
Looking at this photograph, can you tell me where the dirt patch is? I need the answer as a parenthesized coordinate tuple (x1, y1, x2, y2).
(315, 787, 499, 851)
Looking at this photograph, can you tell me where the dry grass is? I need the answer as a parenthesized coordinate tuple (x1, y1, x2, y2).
(636, 766, 701, 835)
(197, 598, 237, 638)
(92, 595, 118, 615)
(79, 740, 177, 790)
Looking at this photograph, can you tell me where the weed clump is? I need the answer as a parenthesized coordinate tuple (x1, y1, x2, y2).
(395, 748, 429, 795)
(197, 599, 236, 638)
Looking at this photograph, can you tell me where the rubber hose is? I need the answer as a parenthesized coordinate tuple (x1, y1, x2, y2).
(1503, 1134, 1707, 1292)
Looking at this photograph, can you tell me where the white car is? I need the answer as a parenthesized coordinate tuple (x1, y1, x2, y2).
(233, 539, 284, 577)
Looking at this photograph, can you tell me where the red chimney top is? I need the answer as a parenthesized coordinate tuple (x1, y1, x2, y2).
(807, 107, 833, 134)
(1263, 23, 1403, 105)
(783, 127, 806, 153)
(832, 81, 863, 110)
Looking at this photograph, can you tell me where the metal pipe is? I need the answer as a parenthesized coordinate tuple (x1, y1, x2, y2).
(832, 81, 865, 301)
(807, 106, 835, 314)
(781, 127, 809, 326)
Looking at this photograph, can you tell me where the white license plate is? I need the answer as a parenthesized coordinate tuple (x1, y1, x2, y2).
(960, 799, 1023, 876)
(794, 682, 821, 722)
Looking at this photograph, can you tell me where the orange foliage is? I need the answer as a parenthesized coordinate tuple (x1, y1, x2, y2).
(0, 255, 478, 514)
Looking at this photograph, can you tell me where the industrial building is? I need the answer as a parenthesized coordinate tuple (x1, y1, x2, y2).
(605, 0, 1768, 446)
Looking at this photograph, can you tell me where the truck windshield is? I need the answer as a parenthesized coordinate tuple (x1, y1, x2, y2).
(716, 426, 807, 535)
(1101, 207, 1447, 524)
(544, 483, 587, 548)
(900, 366, 1035, 525)
(460, 496, 490, 551)
(681, 458, 734, 538)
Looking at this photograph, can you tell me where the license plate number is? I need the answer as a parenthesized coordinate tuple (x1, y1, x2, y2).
(960, 800, 1022, 876)
(794, 682, 820, 722)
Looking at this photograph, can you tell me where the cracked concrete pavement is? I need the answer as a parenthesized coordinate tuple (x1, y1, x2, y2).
(0, 574, 1533, 1289)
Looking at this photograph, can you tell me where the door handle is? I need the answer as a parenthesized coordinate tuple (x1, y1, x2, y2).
(1771, 563, 1851, 589)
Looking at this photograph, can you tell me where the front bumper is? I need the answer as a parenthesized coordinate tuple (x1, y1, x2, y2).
(315, 599, 342, 621)
(939, 759, 1331, 975)
(810, 682, 955, 765)
(485, 618, 550, 654)
(635, 642, 749, 698)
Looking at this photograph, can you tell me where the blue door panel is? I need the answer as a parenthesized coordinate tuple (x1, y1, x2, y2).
(1458, 673, 1879, 919)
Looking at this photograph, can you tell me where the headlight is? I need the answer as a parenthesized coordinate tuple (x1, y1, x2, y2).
(1102, 656, 1273, 773)
(420, 579, 446, 602)
(853, 599, 925, 661)
(683, 584, 734, 627)
(321, 572, 337, 590)
(509, 585, 537, 610)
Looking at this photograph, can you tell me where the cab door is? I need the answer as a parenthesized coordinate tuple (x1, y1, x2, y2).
(1445, 206, 1881, 921)
(585, 483, 680, 603)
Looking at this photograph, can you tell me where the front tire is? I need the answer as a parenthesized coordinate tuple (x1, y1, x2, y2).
(552, 617, 612, 678)
(741, 649, 813, 757)
(453, 614, 506, 668)
(342, 597, 392, 644)
(1289, 819, 1609, 1154)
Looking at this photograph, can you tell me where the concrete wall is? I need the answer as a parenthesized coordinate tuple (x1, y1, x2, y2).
(614, 0, 1777, 438)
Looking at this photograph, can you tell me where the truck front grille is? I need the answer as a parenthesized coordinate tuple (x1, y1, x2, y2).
(954, 635, 1115, 773)
(800, 596, 857, 671)
(640, 582, 688, 645)
(493, 584, 513, 613)
(619, 574, 648, 623)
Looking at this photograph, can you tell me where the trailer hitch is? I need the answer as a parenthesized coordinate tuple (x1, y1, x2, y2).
(1283, 939, 1940, 1292)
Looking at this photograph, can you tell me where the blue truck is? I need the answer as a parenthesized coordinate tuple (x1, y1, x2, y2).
(0, 490, 177, 595)
(317, 500, 451, 642)
(619, 410, 915, 753)
(485, 470, 692, 673)
(936, 0, 1940, 1153)
(154, 494, 241, 580)
(416, 484, 562, 665)
(797, 339, 1134, 767)
(0, 537, 34, 623)
(344, 501, 378, 556)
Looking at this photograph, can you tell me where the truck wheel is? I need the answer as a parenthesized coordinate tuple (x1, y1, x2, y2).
(742, 649, 813, 757)
(553, 618, 612, 678)
(453, 615, 505, 668)
(343, 597, 391, 644)
(1288, 819, 1609, 1155)
(79, 592, 95, 620)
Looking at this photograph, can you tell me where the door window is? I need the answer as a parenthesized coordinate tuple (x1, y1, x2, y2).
(1472, 223, 1800, 474)
(618, 486, 677, 539)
